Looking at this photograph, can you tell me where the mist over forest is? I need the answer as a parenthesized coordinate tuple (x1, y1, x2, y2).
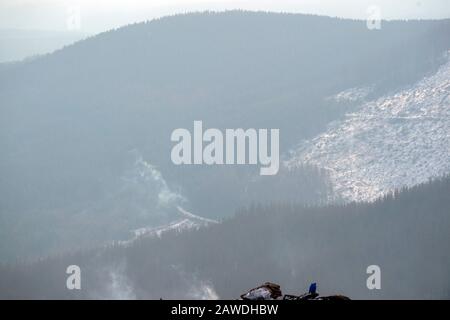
(1, 176, 449, 299)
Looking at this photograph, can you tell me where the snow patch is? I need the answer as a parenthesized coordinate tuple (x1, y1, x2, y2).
(287, 57, 450, 202)
(328, 86, 374, 104)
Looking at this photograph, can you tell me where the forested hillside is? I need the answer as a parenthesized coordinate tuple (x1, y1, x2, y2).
(1, 176, 449, 299)
(1, 11, 449, 262)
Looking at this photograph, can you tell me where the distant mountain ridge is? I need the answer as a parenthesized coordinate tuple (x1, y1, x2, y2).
(0, 29, 88, 63)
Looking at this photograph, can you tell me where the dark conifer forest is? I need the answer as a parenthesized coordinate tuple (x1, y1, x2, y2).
(1, 176, 449, 299)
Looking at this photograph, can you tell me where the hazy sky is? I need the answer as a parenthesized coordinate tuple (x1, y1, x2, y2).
(0, 0, 449, 33)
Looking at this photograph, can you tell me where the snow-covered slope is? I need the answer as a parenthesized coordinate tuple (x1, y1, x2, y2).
(287, 57, 450, 202)
(119, 206, 218, 246)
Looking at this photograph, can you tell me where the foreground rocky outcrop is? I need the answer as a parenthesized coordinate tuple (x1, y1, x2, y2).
(241, 282, 350, 301)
